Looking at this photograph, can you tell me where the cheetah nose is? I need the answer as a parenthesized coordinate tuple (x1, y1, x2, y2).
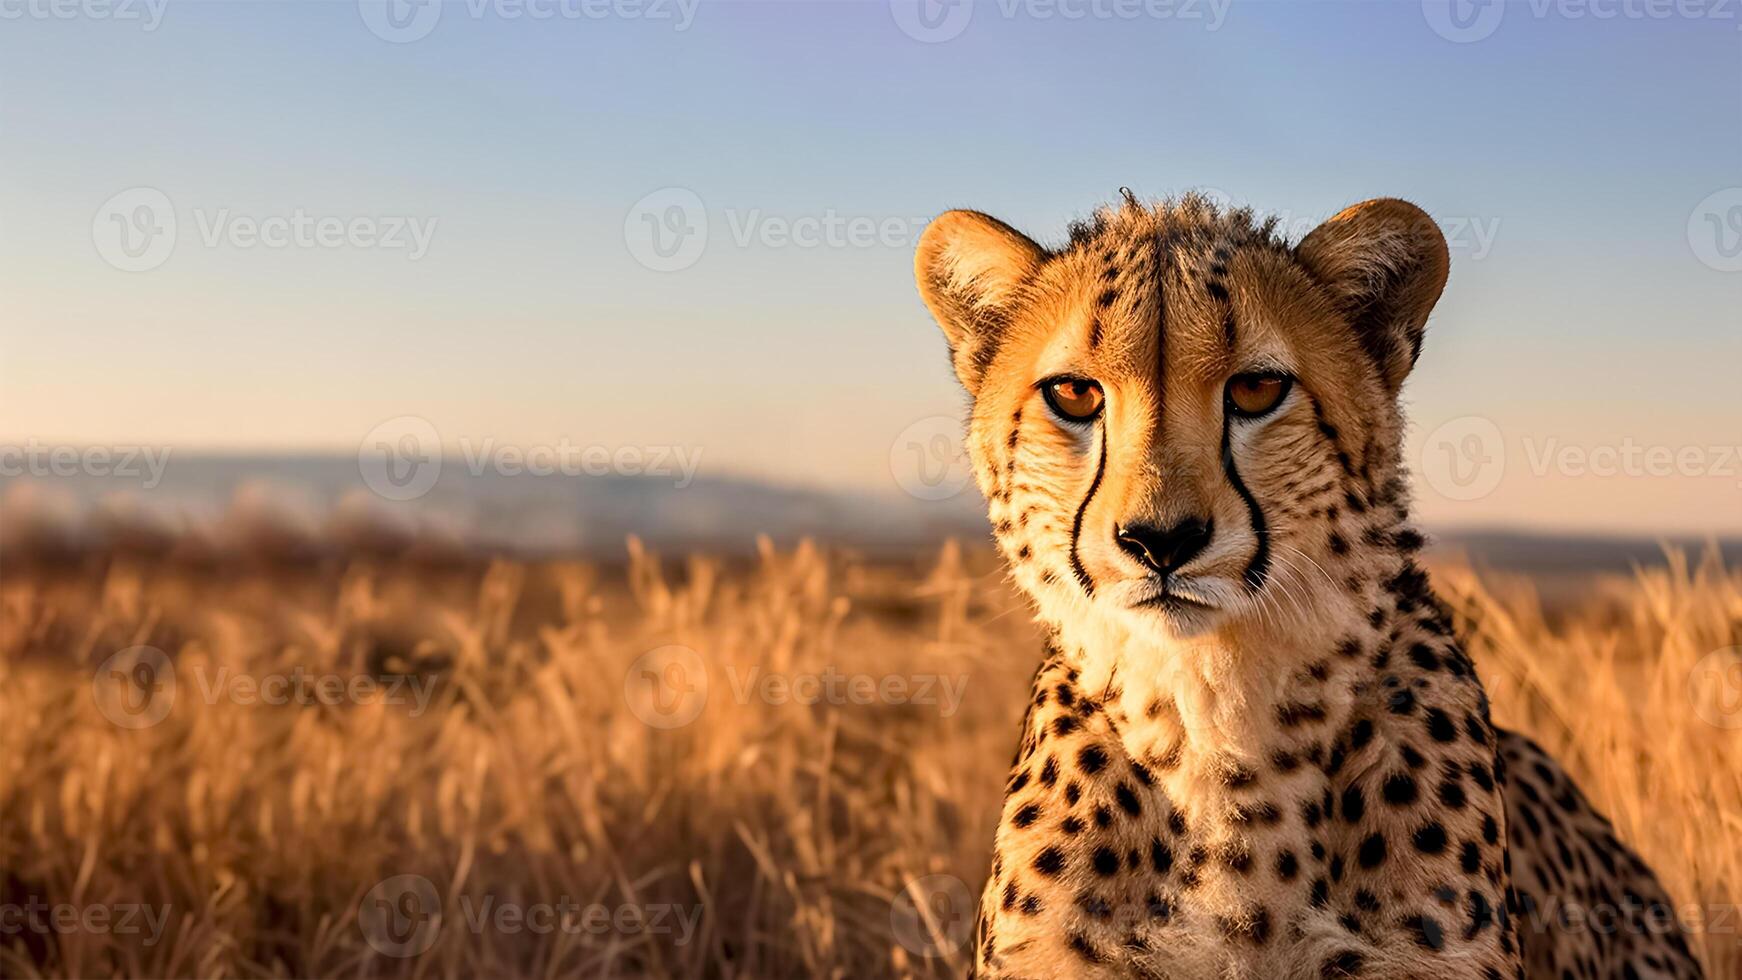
(1116, 518, 1213, 577)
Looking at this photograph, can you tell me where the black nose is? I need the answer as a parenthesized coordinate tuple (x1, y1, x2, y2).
(1117, 518, 1213, 576)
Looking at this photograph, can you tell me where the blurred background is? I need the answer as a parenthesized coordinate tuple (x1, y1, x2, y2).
(1, 2, 1739, 978)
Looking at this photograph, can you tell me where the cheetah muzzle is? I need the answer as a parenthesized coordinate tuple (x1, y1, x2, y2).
(913, 192, 1705, 980)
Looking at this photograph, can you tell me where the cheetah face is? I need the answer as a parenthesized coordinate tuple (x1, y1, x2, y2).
(915, 195, 1448, 641)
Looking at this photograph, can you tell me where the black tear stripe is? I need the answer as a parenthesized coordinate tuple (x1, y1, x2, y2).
(1222, 411, 1271, 592)
(1068, 425, 1108, 597)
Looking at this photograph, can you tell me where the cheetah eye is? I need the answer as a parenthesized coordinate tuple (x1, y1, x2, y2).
(1040, 377, 1105, 424)
(1227, 372, 1292, 419)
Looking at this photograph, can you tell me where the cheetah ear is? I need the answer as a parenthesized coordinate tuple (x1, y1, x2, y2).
(1296, 199, 1450, 394)
(915, 210, 1044, 394)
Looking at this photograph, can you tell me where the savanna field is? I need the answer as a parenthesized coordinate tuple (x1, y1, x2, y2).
(2, 538, 1740, 979)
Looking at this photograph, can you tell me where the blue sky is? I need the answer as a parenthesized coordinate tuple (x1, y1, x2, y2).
(2, 0, 1738, 533)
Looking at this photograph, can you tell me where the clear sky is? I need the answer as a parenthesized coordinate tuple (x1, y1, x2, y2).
(2, 0, 1738, 534)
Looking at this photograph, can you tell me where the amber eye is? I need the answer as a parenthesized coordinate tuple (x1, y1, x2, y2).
(1041, 377, 1105, 423)
(1227, 372, 1292, 418)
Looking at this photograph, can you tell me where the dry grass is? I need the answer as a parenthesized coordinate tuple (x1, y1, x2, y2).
(1, 541, 1738, 978)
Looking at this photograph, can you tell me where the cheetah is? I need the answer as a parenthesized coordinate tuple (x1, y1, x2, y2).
(912, 193, 1706, 979)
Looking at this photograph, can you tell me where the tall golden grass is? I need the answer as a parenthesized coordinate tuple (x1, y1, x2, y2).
(1, 541, 1738, 978)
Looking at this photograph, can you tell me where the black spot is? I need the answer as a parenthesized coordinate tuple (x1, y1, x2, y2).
(1150, 838, 1173, 875)
(1404, 913, 1445, 951)
(1068, 932, 1102, 963)
(1340, 785, 1366, 824)
(1013, 803, 1041, 828)
(1413, 823, 1448, 854)
(1276, 849, 1299, 881)
(1115, 782, 1142, 816)
(1033, 847, 1066, 876)
(1321, 950, 1364, 977)
(1278, 702, 1328, 727)
(1358, 833, 1388, 868)
(1382, 773, 1419, 806)
(1425, 709, 1458, 742)
(1409, 644, 1441, 672)
(1078, 744, 1109, 775)
(1348, 719, 1374, 750)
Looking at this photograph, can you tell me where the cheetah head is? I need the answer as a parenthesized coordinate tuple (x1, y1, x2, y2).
(915, 194, 1448, 644)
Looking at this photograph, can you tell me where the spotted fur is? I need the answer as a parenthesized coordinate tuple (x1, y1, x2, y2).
(914, 194, 1704, 979)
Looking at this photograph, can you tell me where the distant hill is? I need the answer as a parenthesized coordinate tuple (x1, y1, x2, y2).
(2, 454, 1737, 576)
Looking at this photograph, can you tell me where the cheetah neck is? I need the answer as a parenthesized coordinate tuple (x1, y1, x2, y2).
(1050, 539, 1424, 837)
